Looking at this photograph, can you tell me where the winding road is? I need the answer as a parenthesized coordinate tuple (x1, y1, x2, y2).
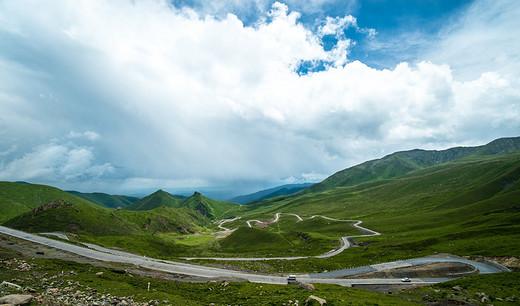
(186, 213, 380, 261)
(0, 225, 508, 287)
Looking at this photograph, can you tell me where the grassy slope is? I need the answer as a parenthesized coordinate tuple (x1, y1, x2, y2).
(125, 189, 183, 211)
(230, 183, 313, 204)
(205, 214, 360, 258)
(125, 190, 241, 220)
(87, 150, 519, 261)
(0, 253, 413, 305)
(3, 200, 211, 237)
(182, 192, 242, 220)
(203, 152, 519, 272)
(67, 191, 139, 209)
(2, 139, 518, 274)
(298, 136, 520, 195)
(391, 271, 520, 305)
(0, 181, 101, 223)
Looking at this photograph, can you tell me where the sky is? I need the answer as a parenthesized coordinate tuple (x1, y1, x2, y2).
(0, 0, 519, 199)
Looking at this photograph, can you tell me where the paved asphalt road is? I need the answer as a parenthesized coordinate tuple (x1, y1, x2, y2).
(0, 225, 507, 287)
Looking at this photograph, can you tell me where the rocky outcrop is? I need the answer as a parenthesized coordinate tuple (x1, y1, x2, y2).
(298, 282, 315, 290)
(305, 295, 326, 305)
(31, 200, 73, 213)
(0, 294, 33, 305)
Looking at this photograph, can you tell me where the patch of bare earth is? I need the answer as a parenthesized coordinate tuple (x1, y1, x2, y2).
(347, 262, 477, 279)
(469, 255, 520, 270)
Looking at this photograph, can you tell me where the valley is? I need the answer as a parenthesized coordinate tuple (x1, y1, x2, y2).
(1, 136, 519, 304)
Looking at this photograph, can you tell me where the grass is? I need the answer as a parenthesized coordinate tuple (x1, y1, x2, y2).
(195, 152, 520, 272)
(390, 271, 520, 305)
(4, 201, 214, 236)
(126, 190, 242, 220)
(0, 255, 416, 305)
(0, 181, 100, 222)
(2, 149, 519, 275)
(78, 215, 359, 259)
(67, 191, 139, 209)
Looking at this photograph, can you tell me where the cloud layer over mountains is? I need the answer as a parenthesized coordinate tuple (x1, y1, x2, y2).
(0, 0, 518, 196)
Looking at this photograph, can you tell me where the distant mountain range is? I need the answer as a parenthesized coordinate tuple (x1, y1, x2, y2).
(66, 191, 140, 209)
(1, 135, 519, 262)
(229, 183, 314, 204)
(126, 190, 240, 220)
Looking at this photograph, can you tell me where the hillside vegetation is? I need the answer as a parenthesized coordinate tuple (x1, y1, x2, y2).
(67, 191, 139, 209)
(1, 137, 518, 271)
(126, 190, 241, 220)
(229, 183, 313, 204)
(0, 182, 99, 223)
(215, 150, 520, 272)
(125, 189, 183, 211)
(3, 200, 211, 237)
(302, 136, 520, 194)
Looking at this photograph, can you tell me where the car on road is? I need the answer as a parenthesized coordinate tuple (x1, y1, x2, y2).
(401, 277, 411, 282)
(287, 275, 297, 283)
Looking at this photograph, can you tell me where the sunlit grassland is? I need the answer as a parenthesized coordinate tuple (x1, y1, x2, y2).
(78, 214, 361, 259)
(198, 153, 520, 272)
(0, 181, 101, 223)
(50, 153, 520, 268)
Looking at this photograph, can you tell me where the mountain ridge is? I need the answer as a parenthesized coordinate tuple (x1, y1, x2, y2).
(67, 191, 140, 209)
(125, 189, 183, 211)
(230, 183, 314, 204)
(125, 190, 241, 220)
(302, 136, 520, 194)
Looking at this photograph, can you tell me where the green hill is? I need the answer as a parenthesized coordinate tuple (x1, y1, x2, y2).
(229, 183, 313, 204)
(3, 199, 210, 236)
(67, 191, 140, 209)
(125, 189, 183, 211)
(181, 192, 241, 219)
(126, 190, 241, 220)
(238, 151, 520, 262)
(0, 181, 100, 222)
(302, 136, 520, 194)
(2, 137, 519, 267)
(219, 227, 287, 252)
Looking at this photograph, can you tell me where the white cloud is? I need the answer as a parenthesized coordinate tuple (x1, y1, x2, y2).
(427, 0, 520, 81)
(0, 139, 114, 182)
(0, 0, 518, 195)
(318, 15, 356, 36)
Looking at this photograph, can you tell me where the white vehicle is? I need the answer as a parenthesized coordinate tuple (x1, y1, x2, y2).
(287, 275, 297, 282)
(401, 277, 411, 282)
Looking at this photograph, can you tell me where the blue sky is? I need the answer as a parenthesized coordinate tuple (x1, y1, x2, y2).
(0, 0, 519, 199)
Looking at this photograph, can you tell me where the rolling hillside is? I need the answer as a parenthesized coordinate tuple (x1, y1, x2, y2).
(67, 191, 140, 209)
(126, 190, 241, 220)
(3, 199, 211, 236)
(125, 189, 183, 211)
(239, 150, 520, 260)
(229, 183, 313, 204)
(302, 136, 520, 194)
(1, 137, 518, 264)
(181, 192, 241, 219)
(0, 182, 101, 223)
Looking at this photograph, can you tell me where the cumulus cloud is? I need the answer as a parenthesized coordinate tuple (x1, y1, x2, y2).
(0, 0, 518, 196)
(0, 139, 114, 182)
